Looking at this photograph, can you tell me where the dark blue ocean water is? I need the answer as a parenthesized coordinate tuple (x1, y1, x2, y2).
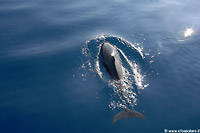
(1, 0, 200, 132)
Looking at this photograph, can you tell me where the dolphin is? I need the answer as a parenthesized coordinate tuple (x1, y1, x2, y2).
(100, 42, 146, 124)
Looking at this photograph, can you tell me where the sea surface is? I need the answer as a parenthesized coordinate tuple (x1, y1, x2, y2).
(0, 0, 200, 133)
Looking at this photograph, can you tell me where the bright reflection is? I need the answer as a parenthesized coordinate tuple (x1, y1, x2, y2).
(184, 28, 194, 37)
(111, 51, 115, 56)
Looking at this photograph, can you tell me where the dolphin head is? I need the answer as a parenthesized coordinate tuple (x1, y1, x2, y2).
(100, 42, 123, 80)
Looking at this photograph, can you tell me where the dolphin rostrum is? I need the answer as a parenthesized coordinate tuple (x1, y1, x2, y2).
(100, 42, 146, 124)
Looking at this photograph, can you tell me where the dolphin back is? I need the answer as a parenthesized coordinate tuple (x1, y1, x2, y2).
(112, 109, 146, 124)
(100, 42, 123, 80)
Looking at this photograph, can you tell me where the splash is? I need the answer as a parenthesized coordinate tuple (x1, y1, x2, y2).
(81, 35, 149, 110)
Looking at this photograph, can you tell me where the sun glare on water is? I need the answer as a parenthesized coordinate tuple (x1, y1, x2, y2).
(184, 28, 194, 37)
